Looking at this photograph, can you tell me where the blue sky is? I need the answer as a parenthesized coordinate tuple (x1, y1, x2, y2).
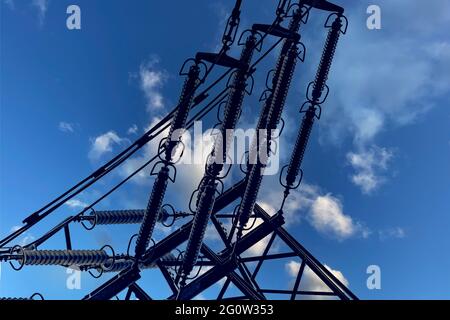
(1, 0, 449, 300)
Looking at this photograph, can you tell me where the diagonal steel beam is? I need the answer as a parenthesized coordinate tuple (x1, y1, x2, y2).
(254, 204, 358, 300)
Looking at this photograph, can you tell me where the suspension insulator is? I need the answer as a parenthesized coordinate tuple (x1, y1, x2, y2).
(238, 41, 301, 231)
(278, 6, 303, 56)
(92, 209, 168, 225)
(284, 107, 315, 187)
(238, 163, 264, 229)
(222, 34, 257, 131)
(134, 167, 170, 260)
(311, 16, 342, 102)
(281, 14, 346, 200)
(164, 63, 201, 160)
(95, 209, 146, 225)
(134, 61, 201, 262)
(248, 89, 273, 167)
(180, 180, 217, 286)
(248, 7, 304, 167)
(208, 33, 257, 168)
(19, 249, 110, 267)
(267, 42, 299, 133)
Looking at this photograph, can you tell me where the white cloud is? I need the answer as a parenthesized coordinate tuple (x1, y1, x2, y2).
(309, 195, 357, 241)
(378, 227, 406, 241)
(317, 0, 450, 150)
(89, 131, 127, 160)
(285, 260, 349, 299)
(346, 146, 394, 194)
(58, 121, 75, 133)
(127, 124, 138, 135)
(270, 1, 450, 202)
(138, 57, 168, 113)
(262, 182, 368, 241)
(65, 199, 88, 209)
(263, 180, 402, 242)
(32, 0, 49, 25)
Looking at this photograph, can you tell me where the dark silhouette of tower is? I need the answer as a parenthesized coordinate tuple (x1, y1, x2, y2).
(0, 0, 356, 301)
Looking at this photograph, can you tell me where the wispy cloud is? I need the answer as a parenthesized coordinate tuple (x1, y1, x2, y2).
(378, 227, 406, 241)
(32, 0, 49, 26)
(321, 1, 450, 148)
(346, 146, 394, 194)
(310, 1, 450, 196)
(88, 131, 128, 160)
(127, 124, 138, 135)
(133, 57, 168, 114)
(58, 121, 76, 133)
(65, 199, 88, 209)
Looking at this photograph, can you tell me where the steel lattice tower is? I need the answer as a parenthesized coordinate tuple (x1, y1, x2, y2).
(0, 0, 356, 301)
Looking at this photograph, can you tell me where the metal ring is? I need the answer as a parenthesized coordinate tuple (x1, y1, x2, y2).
(88, 267, 103, 279)
(9, 245, 25, 271)
(161, 204, 177, 228)
(127, 234, 138, 257)
(188, 188, 200, 213)
(100, 244, 116, 272)
(80, 207, 97, 231)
